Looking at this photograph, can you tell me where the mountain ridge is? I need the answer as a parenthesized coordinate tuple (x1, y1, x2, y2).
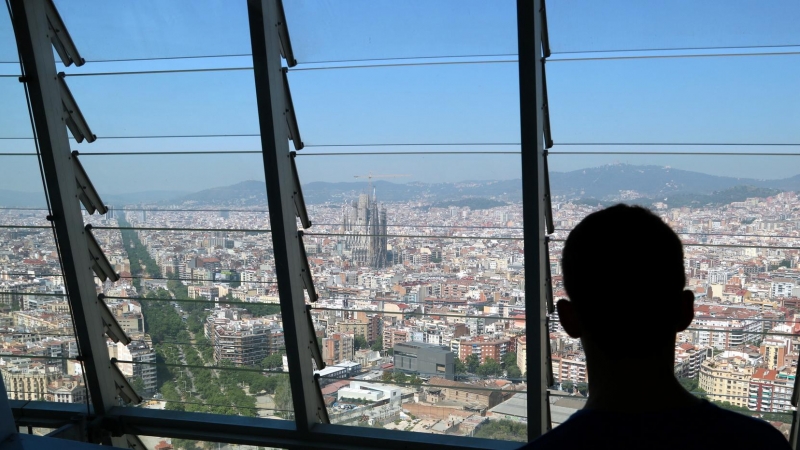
(1, 164, 797, 208)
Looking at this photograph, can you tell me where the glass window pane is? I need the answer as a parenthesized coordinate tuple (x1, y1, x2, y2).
(284, 0, 518, 64)
(77, 154, 267, 203)
(547, 154, 796, 438)
(61, 71, 259, 142)
(0, 79, 35, 142)
(290, 64, 520, 146)
(0, 9, 18, 66)
(547, 56, 800, 152)
(53, 0, 251, 62)
(547, 0, 800, 54)
(290, 56, 525, 440)
(0, 142, 87, 408)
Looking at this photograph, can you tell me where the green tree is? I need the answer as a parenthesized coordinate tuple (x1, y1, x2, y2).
(474, 419, 527, 442)
(173, 439, 202, 450)
(274, 377, 293, 418)
(371, 336, 384, 352)
(561, 380, 574, 393)
(576, 382, 589, 396)
(130, 377, 146, 396)
(502, 352, 517, 368)
(465, 354, 480, 373)
(506, 364, 522, 380)
(354, 335, 368, 351)
(678, 377, 698, 392)
(262, 353, 284, 370)
(394, 372, 409, 384)
(454, 358, 467, 375)
(476, 358, 502, 378)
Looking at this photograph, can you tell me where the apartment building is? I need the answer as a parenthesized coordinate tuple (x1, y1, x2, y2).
(698, 357, 753, 408)
(212, 321, 276, 366)
(1, 365, 57, 401)
(748, 368, 795, 413)
(551, 354, 588, 384)
(674, 343, 712, 379)
(517, 336, 527, 375)
(354, 311, 383, 344)
(457, 336, 510, 364)
(116, 339, 158, 393)
(336, 319, 368, 341)
(693, 305, 763, 349)
(47, 376, 87, 404)
(323, 332, 354, 366)
(771, 278, 795, 298)
(188, 285, 220, 300)
(383, 328, 410, 350)
(761, 338, 789, 370)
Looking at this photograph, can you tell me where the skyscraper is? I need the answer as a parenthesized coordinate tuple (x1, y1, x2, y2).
(340, 189, 388, 268)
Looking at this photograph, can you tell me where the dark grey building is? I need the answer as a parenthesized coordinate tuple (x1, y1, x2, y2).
(393, 341, 455, 380)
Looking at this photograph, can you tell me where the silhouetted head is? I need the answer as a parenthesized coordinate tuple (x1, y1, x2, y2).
(557, 204, 695, 359)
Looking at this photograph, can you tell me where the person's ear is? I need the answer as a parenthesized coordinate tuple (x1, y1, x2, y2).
(675, 289, 695, 332)
(556, 299, 582, 338)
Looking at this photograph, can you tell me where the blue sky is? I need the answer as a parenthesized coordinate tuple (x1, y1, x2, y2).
(1, 0, 799, 195)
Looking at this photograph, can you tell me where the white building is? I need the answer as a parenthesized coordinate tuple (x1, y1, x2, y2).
(771, 279, 794, 298)
(337, 381, 401, 405)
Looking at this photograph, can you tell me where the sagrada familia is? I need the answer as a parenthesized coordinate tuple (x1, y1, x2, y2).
(340, 190, 388, 268)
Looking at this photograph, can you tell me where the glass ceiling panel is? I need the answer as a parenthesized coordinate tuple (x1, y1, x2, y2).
(284, 0, 518, 64)
(52, 0, 251, 62)
(547, 0, 800, 54)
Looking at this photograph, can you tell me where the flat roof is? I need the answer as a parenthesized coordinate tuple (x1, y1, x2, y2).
(488, 392, 527, 418)
(394, 341, 451, 352)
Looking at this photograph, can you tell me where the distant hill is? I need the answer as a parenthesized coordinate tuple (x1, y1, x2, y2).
(549, 164, 773, 199)
(171, 180, 266, 206)
(103, 190, 189, 205)
(658, 185, 782, 208)
(2, 164, 797, 208)
(168, 179, 521, 206)
(573, 185, 782, 209)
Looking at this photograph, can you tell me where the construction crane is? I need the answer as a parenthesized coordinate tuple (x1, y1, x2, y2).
(353, 173, 410, 194)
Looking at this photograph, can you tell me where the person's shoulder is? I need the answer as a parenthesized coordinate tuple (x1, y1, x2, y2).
(701, 401, 791, 447)
(520, 402, 791, 450)
(518, 411, 595, 450)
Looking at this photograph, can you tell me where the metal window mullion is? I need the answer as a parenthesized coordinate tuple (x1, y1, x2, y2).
(247, 0, 325, 432)
(790, 370, 800, 448)
(9, 0, 119, 416)
(517, 0, 550, 440)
